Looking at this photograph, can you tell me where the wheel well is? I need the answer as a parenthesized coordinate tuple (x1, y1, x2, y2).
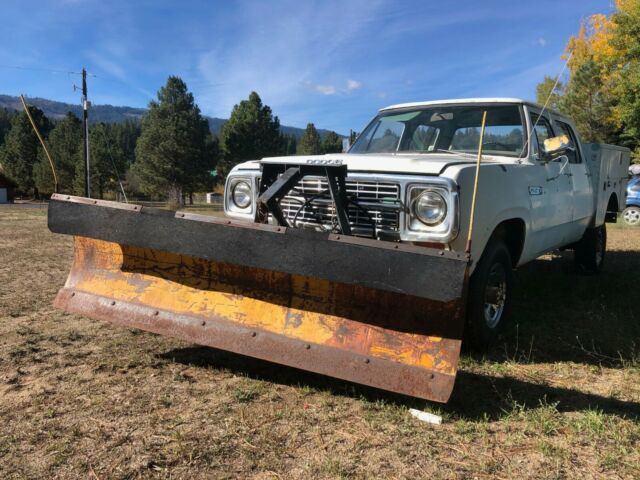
(491, 219, 525, 265)
(605, 193, 619, 223)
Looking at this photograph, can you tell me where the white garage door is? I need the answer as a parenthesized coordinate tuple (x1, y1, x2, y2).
(0, 188, 7, 203)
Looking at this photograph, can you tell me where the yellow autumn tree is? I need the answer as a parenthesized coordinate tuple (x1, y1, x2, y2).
(537, 2, 640, 150)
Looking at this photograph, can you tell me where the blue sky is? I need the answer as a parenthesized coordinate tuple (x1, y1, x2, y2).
(0, 0, 613, 134)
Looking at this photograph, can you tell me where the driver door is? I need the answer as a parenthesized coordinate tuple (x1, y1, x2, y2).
(527, 112, 574, 254)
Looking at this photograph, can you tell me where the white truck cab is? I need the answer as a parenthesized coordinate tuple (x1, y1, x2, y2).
(224, 98, 630, 348)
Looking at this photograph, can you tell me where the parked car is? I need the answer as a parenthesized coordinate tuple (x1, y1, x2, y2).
(623, 175, 640, 226)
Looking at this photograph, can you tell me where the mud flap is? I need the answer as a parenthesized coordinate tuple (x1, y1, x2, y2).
(49, 194, 469, 403)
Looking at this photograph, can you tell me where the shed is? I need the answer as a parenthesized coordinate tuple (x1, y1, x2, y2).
(0, 173, 16, 203)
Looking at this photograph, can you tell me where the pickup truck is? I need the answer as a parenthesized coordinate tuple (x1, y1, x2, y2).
(224, 98, 630, 348)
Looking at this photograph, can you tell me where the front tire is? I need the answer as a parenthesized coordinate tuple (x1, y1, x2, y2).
(622, 206, 640, 226)
(465, 240, 514, 351)
(574, 224, 606, 274)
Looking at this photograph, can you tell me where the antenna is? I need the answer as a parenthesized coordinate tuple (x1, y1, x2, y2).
(20, 95, 58, 193)
(518, 51, 573, 160)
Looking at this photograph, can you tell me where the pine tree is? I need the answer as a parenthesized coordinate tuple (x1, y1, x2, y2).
(535, 76, 565, 112)
(321, 131, 343, 154)
(297, 123, 322, 155)
(115, 119, 141, 170)
(0, 106, 50, 196)
(560, 59, 618, 144)
(219, 91, 282, 178)
(132, 76, 217, 206)
(611, 0, 640, 158)
(280, 133, 297, 155)
(73, 123, 128, 198)
(33, 112, 82, 196)
(349, 130, 358, 147)
(0, 108, 17, 148)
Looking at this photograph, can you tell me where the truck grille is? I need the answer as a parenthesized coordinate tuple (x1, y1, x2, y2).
(278, 177, 401, 237)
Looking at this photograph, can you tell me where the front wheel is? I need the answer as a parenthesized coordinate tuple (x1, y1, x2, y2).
(465, 240, 514, 351)
(574, 224, 606, 274)
(622, 206, 640, 226)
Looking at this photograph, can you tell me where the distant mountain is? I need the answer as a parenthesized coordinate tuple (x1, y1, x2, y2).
(0, 94, 342, 140)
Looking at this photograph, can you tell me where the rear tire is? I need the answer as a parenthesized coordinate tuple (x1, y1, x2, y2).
(622, 206, 640, 226)
(574, 224, 606, 274)
(465, 240, 514, 351)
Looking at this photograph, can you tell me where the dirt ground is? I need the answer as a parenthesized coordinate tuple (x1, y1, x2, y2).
(1, 207, 639, 479)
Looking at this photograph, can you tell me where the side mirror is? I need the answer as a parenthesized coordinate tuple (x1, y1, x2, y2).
(542, 135, 574, 161)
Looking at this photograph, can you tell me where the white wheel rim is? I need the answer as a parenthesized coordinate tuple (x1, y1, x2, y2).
(623, 207, 640, 226)
(483, 263, 507, 329)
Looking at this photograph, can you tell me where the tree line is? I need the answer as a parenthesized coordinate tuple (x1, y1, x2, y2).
(0, 77, 344, 204)
(535, 0, 640, 163)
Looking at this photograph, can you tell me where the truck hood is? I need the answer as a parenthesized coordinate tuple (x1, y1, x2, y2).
(233, 153, 480, 176)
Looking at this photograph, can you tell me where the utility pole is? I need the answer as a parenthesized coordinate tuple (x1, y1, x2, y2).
(82, 67, 90, 198)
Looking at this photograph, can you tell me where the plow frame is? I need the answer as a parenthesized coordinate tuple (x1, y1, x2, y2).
(49, 194, 470, 402)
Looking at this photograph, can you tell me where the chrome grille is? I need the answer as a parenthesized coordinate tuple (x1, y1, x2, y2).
(278, 177, 401, 237)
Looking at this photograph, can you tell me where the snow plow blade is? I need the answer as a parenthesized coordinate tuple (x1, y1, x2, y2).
(49, 194, 469, 403)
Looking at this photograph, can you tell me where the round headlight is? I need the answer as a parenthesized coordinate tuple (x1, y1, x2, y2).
(231, 181, 252, 209)
(414, 190, 447, 226)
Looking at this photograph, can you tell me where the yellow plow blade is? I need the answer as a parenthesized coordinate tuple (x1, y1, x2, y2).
(50, 195, 468, 402)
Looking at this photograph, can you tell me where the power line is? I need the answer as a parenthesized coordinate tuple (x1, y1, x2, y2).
(0, 64, 96, 76)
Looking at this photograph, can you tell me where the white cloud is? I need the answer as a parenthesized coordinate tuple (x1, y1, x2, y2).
(537, 37, 547, 47)
(86, 53, 127, 81)
(346, 79, 362, 91)
(195, 0, 382, 117)
(315, 84, 338, 95)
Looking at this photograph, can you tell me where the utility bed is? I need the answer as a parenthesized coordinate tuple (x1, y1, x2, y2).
(583, 143, 631, 224)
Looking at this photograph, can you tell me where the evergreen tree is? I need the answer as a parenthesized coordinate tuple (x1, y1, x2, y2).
(297, 123, 322, 155)
(0, 108, 17, 148)
(535, 76, 565, 112)
(348, 130, 358, 147)
(132, 76, 216, 206)
(280, 133, 297, 155)
(115, 119, 141, 170)
(321, 131, 343, 154)
(33, 112, 82, 196)
(74, 123, 128, 198)
(219, 91, 282, 177)
(0, 106, 50, 196)
(611, 1, 640, 157)
(560, 59, 619, 143)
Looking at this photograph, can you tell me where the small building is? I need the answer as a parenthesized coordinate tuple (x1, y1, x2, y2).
(0, 173, 16, 204)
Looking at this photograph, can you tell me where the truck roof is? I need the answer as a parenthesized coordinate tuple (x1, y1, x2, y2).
(380, 98, 565, 119)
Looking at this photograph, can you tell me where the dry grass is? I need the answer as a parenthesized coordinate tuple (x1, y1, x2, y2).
(1, 206, 639, 479)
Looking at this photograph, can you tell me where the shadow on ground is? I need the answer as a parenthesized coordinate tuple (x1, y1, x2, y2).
(493, 249, 640, 368)
(157, 247, 639, 419)
(159, 345, 640, 421)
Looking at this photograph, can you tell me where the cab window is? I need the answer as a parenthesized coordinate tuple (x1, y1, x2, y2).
(530, 113, 554, 160)
(554, 121, 581, 164)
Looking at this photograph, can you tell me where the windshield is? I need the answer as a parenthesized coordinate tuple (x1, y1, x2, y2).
(350, 104, 525, 158)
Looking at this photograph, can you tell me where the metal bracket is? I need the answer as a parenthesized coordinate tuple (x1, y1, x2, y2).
(255, 163, 352, 235)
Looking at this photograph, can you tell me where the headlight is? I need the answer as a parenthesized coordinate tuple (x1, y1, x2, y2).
(231, 181, 252, 209)
(413, 190, 446, 226)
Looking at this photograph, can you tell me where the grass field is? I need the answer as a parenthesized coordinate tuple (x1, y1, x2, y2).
(1, 207, 639, 479)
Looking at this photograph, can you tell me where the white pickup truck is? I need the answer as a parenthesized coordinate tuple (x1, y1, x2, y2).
(224, 98, 630, 347)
